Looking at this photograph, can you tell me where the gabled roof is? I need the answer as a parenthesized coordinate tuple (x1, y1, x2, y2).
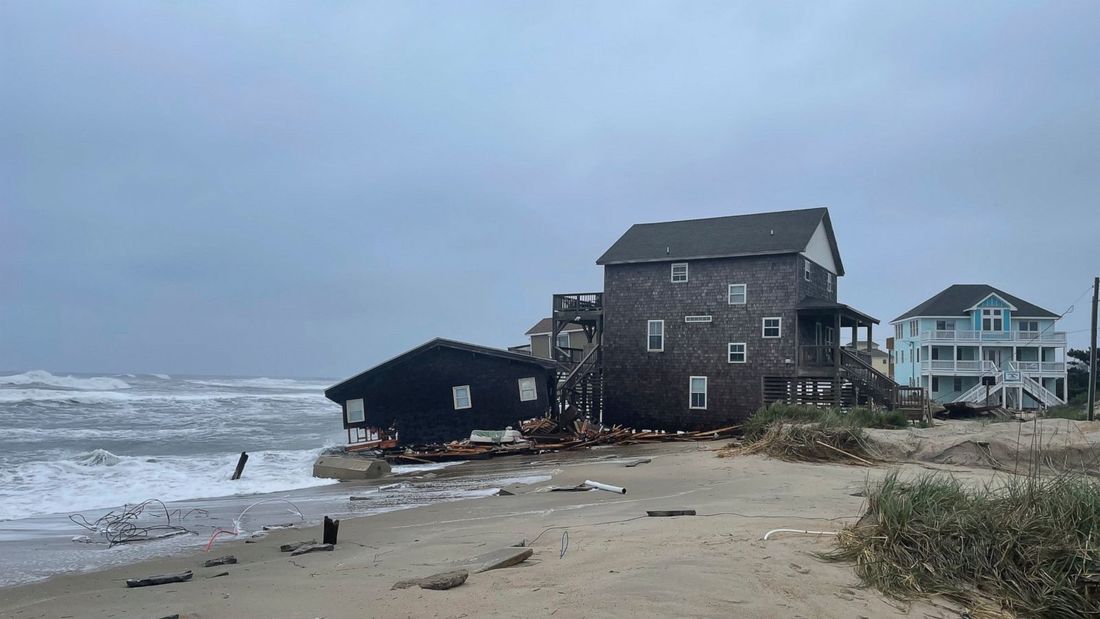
(595, 207, 844, 275)
(892, 285, 1059, 322)
(525, 318, 585, 336)
(325, 338, 558, 402)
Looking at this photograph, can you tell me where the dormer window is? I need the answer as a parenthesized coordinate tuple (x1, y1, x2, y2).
(981, 308, 1003, 331)
(804, 260, 811, 281)
(671, 263, 688, 283)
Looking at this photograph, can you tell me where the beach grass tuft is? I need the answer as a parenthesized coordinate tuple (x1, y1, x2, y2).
(822, 472, 1100, 618)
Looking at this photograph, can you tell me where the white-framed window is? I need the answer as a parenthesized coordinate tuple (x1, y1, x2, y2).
(762, 317, 782, 338)
(452, 385, 471, 410)
(671, 263, 688, 283)
(685, 315, 712, 323)
(826, 272, 833, 292)
(935, 320, 955, 331)
(909, 319, 919, 337)
(518, 377, 537, 402)
(346, 398, 365, 424)
(728, 284, 747, 305)
(1018, 320, 1038, 332)
(895, 323, 903, 341)
(804, 260, 811, 281)
(556, 332, 570, 349)
(981, 308, 1003, 331)
(647, 320, 664, 352)
(689, 376, 707, 409)
(728, 343, 746, 363)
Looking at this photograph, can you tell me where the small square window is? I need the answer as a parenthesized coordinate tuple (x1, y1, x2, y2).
(671, 263, 688, 283)
(518, 377, 537, 402)
(689, 376, 707, 409)
(762, 317, 782, 338)
(728, 284, 746, 305)
(452, 385, 471, 410)
(804, 260, 811, 281)
(728, 343, 746, 363)
(647, 320, 664, 352)
(346, 398, 365, 424)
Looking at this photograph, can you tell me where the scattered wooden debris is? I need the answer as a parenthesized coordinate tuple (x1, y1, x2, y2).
(393, 569, 469, 591)
(125, 570, 193, 588)
(279, 540, 317, 553)
(289, 543, 334, 556)
(378, 419, 740, 463)
(207, 571, 229, 579)
(469, 547, 534, 573)
(624, 458, 652, 467)
(202, 555, 237, 568)
(646, 510, 696, 517)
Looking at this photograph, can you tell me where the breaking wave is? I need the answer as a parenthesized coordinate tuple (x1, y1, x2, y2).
(0, 389, 328, 404)
(0, 370, 130, 391)
(0, 447, 339, 521)
(186, 377, 329, 390)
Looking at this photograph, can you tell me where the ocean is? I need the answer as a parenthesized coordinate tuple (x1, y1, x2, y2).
(0, 370, 555, 587)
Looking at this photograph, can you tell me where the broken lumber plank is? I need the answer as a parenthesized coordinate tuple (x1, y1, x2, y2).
(126, 570, 193, 588)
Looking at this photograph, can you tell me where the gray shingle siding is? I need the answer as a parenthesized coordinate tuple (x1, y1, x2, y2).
(602, 254, 802, 429)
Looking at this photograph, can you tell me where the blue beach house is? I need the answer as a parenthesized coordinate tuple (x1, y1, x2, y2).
(890, 284, 1066, 409)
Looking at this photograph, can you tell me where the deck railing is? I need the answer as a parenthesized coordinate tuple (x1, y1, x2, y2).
(553, 292, 603, 313)
(919, 360, 1062, 374)
(919, 330, 1066, 345)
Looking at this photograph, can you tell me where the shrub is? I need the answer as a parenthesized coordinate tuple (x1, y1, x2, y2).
(823, 472, 1100, 618)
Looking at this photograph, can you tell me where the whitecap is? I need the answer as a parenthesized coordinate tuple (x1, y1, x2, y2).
(186, 377, 329, 390)
(0, 370, 130, 391)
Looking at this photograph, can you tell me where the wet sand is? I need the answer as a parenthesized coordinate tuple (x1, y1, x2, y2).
(0, 441, 986, 619)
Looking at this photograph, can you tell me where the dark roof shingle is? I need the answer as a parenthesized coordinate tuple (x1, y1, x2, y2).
(596, 207, 843, 275)
(892, 284, 1059, 322)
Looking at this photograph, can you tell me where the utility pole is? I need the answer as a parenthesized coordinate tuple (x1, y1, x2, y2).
(1088, 277, 1098, 422)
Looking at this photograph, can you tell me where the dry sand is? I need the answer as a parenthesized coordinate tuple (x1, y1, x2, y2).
(0, 438, 1007, 619)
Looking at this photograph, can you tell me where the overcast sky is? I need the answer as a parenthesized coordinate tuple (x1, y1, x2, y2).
(2, 2, 1098, 378)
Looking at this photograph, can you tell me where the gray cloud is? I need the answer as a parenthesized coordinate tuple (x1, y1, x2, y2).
(2, 1, 1098, 376)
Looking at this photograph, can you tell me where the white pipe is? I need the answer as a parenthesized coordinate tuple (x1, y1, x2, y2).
(583, 480, 626, 494)
(762, 528, 838, 541)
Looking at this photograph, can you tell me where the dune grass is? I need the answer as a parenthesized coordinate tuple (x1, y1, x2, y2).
(742, 403, 909, 442)
(823, 472, 1100, 618)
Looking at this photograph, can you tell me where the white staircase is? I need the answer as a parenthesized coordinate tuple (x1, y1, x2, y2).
(953, 362, 1063, 408)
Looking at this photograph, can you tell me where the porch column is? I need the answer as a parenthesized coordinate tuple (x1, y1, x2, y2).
(851, 321, 858, 353)
(867, 323, 873, 353)
(834, 311, 842, 407)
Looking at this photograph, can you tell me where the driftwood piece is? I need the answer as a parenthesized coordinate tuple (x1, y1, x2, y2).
(624, 458, 652, 467)
(473, 548, 533, 573)
(126, 570, 193, 588)
(279, 540, 318, 553)
(230, 452, 249, 481)
(393, 569, 469, 591)
(290, 543, 334, 556)
(646, 510, 697, 517)
(202, 555, 237, 567)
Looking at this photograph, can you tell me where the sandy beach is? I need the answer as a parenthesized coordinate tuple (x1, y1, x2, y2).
(0, 440, 998, 619)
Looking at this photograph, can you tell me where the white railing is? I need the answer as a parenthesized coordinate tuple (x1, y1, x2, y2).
(919, 330, 1066, 345)
(1002, 361, 1064, 373)
(1022, 374, 1064, 406)
(921, 360, 998, 374)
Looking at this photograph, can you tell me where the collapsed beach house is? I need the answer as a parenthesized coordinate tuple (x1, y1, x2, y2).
(328, 207, 919, 447)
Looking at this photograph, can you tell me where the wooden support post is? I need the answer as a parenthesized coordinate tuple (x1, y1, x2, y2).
(231, 452, 249, 481)
(1088, 276, 1098, 421)
(323, 516, 340, 545)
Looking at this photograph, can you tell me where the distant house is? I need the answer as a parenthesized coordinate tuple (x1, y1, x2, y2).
(890, 284, 1067, 408)
(552, 207, 898, 431)
(325, 339, 558, 446)
(844, 340, 890, 375)
(524, 318, 596, 362)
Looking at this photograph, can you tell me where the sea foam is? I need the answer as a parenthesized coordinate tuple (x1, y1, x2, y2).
(0, 370, 130, 391)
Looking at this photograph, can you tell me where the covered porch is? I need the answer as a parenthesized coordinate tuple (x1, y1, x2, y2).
(795, 298, 880, 377)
